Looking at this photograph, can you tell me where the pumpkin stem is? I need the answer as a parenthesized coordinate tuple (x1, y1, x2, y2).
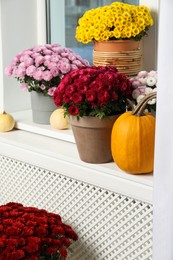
(132, 92, 157, 116)
(126, 98, 135, 110)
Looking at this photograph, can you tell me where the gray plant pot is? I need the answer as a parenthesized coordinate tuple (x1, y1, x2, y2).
(31, 92, 57, 124)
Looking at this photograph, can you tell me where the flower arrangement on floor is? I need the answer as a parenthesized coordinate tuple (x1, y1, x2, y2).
(53, 66, 132, 119)
(0, 202, 78, 260)
(75, 2, 154, 44)
(5, 43, 89, 97)
(130, 70, 157, 111)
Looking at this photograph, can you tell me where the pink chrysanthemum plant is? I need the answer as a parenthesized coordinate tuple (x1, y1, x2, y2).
(130, 70, 157, 112)
(5, 43, 89, 97)
(53, 66, 133, 119)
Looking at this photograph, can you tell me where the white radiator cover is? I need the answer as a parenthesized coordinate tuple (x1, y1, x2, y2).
(0, 154, 153, 260)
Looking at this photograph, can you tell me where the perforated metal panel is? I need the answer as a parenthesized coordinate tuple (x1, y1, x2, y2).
(0, 155, 153, 260)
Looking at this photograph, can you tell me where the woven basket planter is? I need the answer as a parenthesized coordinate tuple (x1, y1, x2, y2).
(93, 40, 142, 77)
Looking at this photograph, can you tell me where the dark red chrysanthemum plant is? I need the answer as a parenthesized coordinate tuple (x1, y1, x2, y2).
(0, 202, 78, 260)
(53, 66, 132, 119)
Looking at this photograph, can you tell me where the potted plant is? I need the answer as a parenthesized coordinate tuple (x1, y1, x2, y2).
(5, 43, 89, 124)
(130, 70, 157, 113)
(0, 202, 78, 259)
(53, 65, 133, 163)
(75, 2, 154, 76)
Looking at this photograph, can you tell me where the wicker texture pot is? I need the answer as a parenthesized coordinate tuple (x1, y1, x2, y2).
(93, 40, 142, 77)
(69, 115, 119, 164)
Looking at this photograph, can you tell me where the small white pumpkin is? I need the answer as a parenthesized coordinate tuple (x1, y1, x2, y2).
(50, 108, 69, 130)
(0, 111, 15, 132)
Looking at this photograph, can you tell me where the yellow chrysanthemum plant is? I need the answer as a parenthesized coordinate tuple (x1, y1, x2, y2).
(75, 2, 154, 44)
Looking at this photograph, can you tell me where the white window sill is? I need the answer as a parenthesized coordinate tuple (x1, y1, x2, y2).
(11, 110, 75, 143)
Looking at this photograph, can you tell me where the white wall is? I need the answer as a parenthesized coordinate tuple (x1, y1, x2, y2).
(140, 0, 159, 70)
(0, 0, 46, 113)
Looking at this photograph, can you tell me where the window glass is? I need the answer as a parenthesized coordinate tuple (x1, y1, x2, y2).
(48, 0, 139, 64)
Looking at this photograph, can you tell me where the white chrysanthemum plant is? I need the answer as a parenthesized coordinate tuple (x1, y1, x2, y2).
(130, 70, 157, 113)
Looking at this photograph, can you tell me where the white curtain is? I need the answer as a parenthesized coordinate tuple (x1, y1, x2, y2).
(153, 1, 173, 259)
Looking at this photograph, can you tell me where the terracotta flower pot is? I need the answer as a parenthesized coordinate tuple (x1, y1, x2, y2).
(69, 115, 119, 164)
(93, 40, 142, 77)
(94, 40, 140, 52)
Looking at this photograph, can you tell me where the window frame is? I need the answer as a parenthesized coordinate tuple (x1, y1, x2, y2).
(0, 0, 159, 140)
(48, 0, 158, 70)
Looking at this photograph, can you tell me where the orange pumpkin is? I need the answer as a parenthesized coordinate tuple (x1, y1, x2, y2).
(111, 92, 156, 174)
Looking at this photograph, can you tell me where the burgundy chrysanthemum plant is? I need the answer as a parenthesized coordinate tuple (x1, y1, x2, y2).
(5, 43, 89, 97)
(53, 66, 133, 119)
(0, 202, 78, 260)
